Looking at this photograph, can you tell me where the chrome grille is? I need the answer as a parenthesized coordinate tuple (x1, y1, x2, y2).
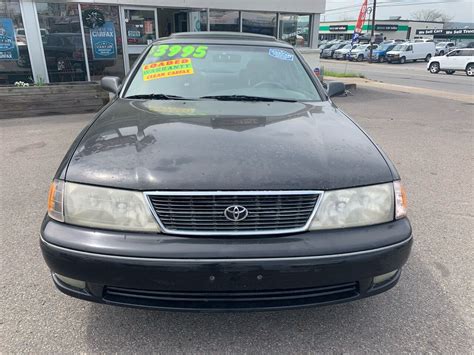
(145, 191, 322, 235)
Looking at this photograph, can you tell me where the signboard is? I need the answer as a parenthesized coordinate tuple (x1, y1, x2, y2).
(90, 21, 116, 60)
(0, 18, 19, 61)
(375, 24, 398, 31)
(329, 25, 348, 32)
(416, 28, 474, 36)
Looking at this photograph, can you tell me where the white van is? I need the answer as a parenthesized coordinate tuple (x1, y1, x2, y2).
(386, 42, 436, 64)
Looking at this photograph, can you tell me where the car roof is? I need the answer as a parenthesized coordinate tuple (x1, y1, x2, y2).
(153, 31, 293, 48)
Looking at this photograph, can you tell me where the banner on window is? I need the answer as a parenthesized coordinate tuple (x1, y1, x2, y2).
(0, 18, 19, 61)
(90, 21, 116, 60)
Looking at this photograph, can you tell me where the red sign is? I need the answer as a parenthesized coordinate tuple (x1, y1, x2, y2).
(355, 0, 368, 35)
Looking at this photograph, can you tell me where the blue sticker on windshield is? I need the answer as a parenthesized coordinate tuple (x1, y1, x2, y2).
(269, 48, 294, 61)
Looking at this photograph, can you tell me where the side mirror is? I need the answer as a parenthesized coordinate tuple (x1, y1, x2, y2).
(327, 81, 346, 97)
(101, 76, 121, 94)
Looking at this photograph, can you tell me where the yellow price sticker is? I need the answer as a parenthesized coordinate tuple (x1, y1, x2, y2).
(142, 58, 194, 81)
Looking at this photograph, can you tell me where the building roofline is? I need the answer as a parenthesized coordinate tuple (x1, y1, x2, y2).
(321, 19, 444, 24)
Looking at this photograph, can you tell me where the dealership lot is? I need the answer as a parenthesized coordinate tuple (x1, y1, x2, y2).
(321, 58, 474, 94)
(1, 87, 472, 353)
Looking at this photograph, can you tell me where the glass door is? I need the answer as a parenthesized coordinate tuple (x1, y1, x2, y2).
(120, 7, 158, 72)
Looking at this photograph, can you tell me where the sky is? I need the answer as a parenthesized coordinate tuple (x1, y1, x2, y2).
(322, 0, 474, 23)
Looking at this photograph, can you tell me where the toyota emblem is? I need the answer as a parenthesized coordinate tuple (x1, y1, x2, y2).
(224, 205, 248, 222)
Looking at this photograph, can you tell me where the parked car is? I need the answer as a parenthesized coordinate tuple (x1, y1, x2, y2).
(318, 40, 342, 53)
(428, 48, 474, 76)
(334, 44, 358, 60)
(386, 42, 435, 64)
(40, 32, 412, 312)
(348, 44, 378, 61)
(321, 42, 348, 59)
(435, 42, 457, 56)
(458, 41, 474, 49)
(369, 42, 397, 62)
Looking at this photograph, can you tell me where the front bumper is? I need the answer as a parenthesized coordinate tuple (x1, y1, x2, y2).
(40, 217, 413, 311)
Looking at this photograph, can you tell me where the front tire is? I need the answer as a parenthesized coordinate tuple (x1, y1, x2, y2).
(429, 62, 440, 74)
(357, 54, 364, 62)
(466, 64, 474, 77)
(400, 56, 406, 64)
(425, 54, 432, 62)
(439, 51, 444, 56)
(378, 56, 384, 63)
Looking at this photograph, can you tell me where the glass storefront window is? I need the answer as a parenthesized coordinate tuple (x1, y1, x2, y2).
(158, 8, 207, 37)
(279, 14, 311, 47)
(209, 10, 239, 32)
(242, 12, 277, 37)
(36, 3, 86, 82)
(124, 9, 156, 45)
(0, 0, 33, 84)
(80, 4, 124, 81)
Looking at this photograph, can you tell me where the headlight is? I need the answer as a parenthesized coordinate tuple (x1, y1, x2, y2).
(310, 183, 395, 230)
(48, 180, 159, 232)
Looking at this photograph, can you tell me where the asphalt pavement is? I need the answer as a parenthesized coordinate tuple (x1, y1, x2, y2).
(321, 58, 474, 95)
(1, 88, 473, 353)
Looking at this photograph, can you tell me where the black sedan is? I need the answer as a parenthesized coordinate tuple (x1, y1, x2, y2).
(41, 32, 412, 311)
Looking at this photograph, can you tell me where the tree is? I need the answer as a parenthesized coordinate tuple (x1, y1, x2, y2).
(411, 9, 453, 23)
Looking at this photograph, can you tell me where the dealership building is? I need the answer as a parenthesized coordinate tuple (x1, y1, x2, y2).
(319, 19, 444, 41)
(0, 0, 326, 85)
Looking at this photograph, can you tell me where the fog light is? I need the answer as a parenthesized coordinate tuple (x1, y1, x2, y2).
(55, 274, 86, 289)
(373, 270, 398, 285)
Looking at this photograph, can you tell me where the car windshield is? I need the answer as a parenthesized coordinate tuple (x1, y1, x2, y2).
(357, 44, 369, 50)
(125, 44, 322, 102)
(436, 42, 448, 47)
(393, 44, 408, 51)
(377, 44, 391, 51)
(342, 44, 352, 49)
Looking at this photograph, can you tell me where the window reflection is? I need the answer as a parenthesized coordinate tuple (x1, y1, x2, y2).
(0, 0, 33, 84)
(242, 12, 277, 37)
(157, 8, 208, 37)
(124, 9, 156, 45)
(36, 3, 86, 82)
(209, 10, 239, 32)
(279, 14, 311, 47)
(81, 4, 124, 80)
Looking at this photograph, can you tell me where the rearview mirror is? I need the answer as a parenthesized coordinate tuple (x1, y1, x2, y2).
(327, 81, 346, 97)
(101, 76, 121, 94)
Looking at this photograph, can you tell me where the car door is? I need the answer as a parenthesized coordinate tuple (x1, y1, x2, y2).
(455, 49, 473, 70)
(443, 50, 461, 70)
(405, 45, 414, 60)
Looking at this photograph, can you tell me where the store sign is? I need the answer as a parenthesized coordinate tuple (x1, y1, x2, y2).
(416, 28, 474, 36)
(329, 25, 348, 32)
(90, 21, 116, 60)
(0, 18, 19, 61)
(375, 24, 398, 31)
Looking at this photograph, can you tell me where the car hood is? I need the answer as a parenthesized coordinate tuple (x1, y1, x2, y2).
(66, 99, 393, 191)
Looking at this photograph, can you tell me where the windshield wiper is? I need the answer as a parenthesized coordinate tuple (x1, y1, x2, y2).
(200, 95, 297, 103)
(125, 93, 192, 100)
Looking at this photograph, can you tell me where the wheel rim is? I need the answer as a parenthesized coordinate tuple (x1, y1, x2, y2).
(468, 66, 474, 76)
(430, 64, 439, 73)
(401, 57, 405, 64)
